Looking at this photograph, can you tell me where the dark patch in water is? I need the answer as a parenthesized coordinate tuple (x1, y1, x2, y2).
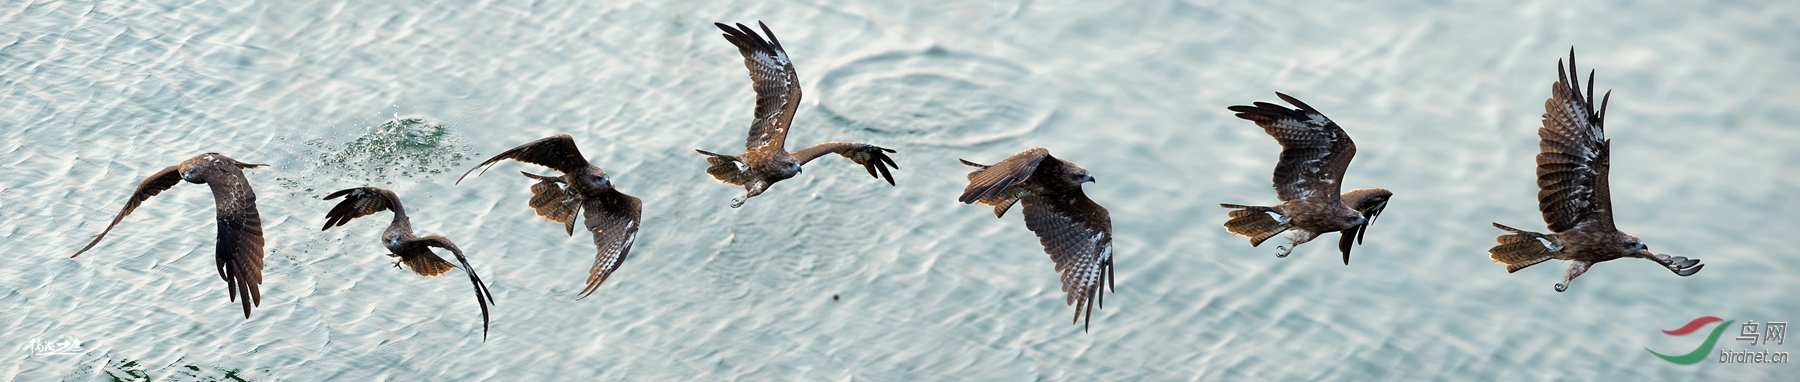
(70, 357, 260, 381)
(275, 117, 476, 194)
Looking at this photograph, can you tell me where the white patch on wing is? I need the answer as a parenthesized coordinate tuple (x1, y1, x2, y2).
(1306, 113, 1329, 126)
(1264, 211, 1291, 225)
(1535, 237, 1563, 252)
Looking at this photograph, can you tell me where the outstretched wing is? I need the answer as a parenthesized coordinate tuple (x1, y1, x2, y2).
(320, 187, 400, 230)
(958, 147, 1050, 208)
(72, 165, 182, 257)
(1021, 188, 1115, 332)
(717, 21, 801, 153)
(1336, 188, 1393, 265)
(457, 134, 591, 184)
(415, 235, 496, 341)
(199, 161, 267, 319)
(1536, 48, 1614, 232)
(1228, 93, 1356, 202)
(577, 188, 642, 299)
(791, 141, 900, 185)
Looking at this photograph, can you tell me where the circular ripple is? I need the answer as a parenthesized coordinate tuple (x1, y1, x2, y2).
(816, 47, 1055, 146)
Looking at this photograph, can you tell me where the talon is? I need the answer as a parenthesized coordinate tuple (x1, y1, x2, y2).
(1554, 283, 1568, 292)
(730, 198, 746, 208)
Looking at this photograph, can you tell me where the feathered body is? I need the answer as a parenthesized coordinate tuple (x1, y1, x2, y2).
(959, 147, 1114, 331)
(72, 152, 268, 319)
(1220, 93, 1392, 265)
(697, 21, 899, 208)
(1487, 49, 1702, 291)
(459, 134, 643, 298)
(321, 187, 496, 339)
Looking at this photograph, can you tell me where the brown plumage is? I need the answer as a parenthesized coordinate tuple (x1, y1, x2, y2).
(458, 134, 642, 299)
(1487, 49, 1702, 291)
(959, 148, 1114, 332)
(321, 187, 496, 340)
(1220, 93, 1393, 265)
(71, 153, 268, 319)
(696, 21, 899, 208)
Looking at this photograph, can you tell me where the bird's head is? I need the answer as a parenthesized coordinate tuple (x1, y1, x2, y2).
(587, 174, 612, 188)
(178, 163, 205, 183)
(763, 160, 802, 182)
(1060, 163, 1095, 185)
(1624, 235, 1651, 257)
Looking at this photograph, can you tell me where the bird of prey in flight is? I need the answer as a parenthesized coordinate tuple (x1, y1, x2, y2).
(320, 187, 497, 340)
(958, 147, 1114, 331)
(458, 134, 642, 298)
(72, 153, 268, 319)
(696, 21, 899, 208)
(1487, 49, 1702, 292)
(1220, 93, 1393, 265)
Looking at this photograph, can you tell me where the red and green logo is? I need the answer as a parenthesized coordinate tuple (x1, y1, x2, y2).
(1647, 316, 1731, 364)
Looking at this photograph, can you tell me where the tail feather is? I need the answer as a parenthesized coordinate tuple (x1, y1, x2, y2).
(1220, 204, 1288, 247)
(402, 253, 455, 277)
(1488, 223, 1559, 273)
(523, 172, 579, 235)
(959, 159, 1020, 217)
(696, 149, 753, 186)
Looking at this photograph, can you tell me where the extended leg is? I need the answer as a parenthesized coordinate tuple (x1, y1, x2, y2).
(1554, 260, 1592, 292)
(1274, 230, 1317, 259)
(731, 181, 769, 208)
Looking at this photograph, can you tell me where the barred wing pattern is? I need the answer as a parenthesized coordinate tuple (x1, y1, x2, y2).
(203, 162, 267, 319)
(577, 188, 642, 299)
(717, 21, 801, 153)
(1228, 93, 1356, 202)
(791, 141, 900, 185)
(1021, 190, 1115, 332)
(957, 147, 1049, 207)
(1536, 49, 1615, 232)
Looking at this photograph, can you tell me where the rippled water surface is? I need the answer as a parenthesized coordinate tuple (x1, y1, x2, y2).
(5, 1, 1798, 380)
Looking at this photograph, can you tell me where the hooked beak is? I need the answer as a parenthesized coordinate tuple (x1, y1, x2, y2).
(1083, 175, 1096, 183)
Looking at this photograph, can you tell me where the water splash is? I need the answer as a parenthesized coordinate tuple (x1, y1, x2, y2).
(275, 118, 476, 194)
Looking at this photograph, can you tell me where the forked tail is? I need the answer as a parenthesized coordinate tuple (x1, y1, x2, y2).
(522, 172, 579, 235)
(695, 149, 753, 186)
(1220, 204, 1288, 247)
(1488, 223, 1559, 273)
